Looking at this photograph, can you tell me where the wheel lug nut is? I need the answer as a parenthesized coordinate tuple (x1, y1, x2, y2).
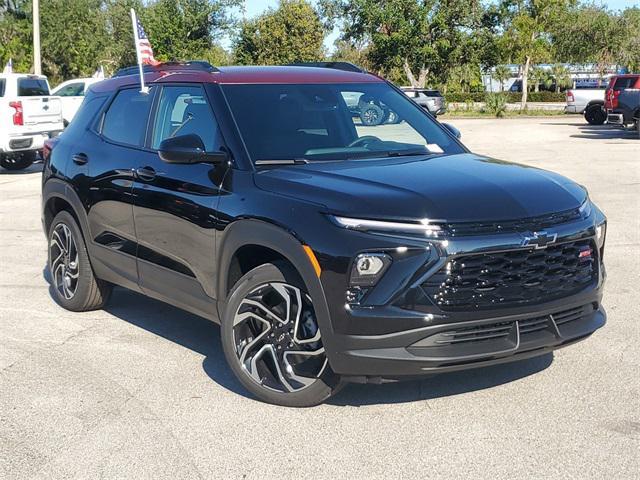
(288, 342, 293, 348)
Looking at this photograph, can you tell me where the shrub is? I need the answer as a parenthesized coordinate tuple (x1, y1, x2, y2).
(483, 93, 508, 117)
(444, 91, 565, 103)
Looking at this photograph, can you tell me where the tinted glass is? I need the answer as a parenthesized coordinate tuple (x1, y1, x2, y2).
(223, 82, 464, 163)
(102, 88, 153, 147)
(56, 82, 85, 97)
(0, 79, 5, 97)
(151, 85, 222, 151)
(64, 93, 108, 137)
(17, 78, 50, 96)
(613, 77, 638, 90)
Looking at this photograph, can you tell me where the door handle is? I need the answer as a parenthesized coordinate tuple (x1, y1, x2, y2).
(135, 166, 156, 181)
(72, 153, 88, 165)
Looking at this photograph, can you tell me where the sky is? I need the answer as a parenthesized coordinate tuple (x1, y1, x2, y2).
(224, 0, 638, 51)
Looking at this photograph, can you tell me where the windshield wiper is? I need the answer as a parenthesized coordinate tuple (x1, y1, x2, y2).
(383, 148, 432, 157)
(255, 158, 309, 166)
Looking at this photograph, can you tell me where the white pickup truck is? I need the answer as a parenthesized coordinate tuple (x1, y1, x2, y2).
(565, 87, 606, 125)
(0, 73, 64, 170)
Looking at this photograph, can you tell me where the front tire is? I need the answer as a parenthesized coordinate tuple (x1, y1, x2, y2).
(48, 211, 112, 311)
(0, 151, 36, 171)
(221, 262, 341, 407)
(584, 104, 606, 125)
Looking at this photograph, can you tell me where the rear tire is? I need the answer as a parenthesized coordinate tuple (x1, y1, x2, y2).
(359, 104, 384, 126)
(48, 211, 112, 311)
(221, 261, 342, 407)
(0, 151, 36, 171)
(584, 104, 606, 125)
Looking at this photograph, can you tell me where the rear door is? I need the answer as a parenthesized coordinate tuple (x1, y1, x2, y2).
(84, 87, 155, 292)
(132, 83, 227, 318)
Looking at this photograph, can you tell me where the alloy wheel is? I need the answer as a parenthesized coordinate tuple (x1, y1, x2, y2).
(50, 223, 80, 300)
(362, 107, 381, 125)
(232, 282, 327, 393)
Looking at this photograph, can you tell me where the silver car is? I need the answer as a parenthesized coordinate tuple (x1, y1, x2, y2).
(401, 87, 446, 116)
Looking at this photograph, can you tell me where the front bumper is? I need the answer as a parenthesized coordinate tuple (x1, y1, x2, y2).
(319, 206, 607, 380)
(329, 298, 605, 379)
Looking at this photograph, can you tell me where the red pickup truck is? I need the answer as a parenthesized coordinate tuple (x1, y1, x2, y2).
(605, 74, 640, 127)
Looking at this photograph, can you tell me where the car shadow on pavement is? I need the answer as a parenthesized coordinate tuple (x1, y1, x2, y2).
(329, 353, 553, 407)
(43, 267, 250, 399)
(43, 268, 554, 406)
(570, 124, 638, 140)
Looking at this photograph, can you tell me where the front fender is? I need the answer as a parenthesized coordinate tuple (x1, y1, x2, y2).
(216, 219, 338, 357)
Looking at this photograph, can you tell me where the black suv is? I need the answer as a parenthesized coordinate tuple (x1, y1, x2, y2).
(42, 62, 606, 406)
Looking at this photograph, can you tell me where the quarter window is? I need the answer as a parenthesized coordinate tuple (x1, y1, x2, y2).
(101, 88, 153, 147)
(151, 85, 221, 151)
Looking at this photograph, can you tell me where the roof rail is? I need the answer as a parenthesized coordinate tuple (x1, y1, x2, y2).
(113, 61, 219, 78)
(285, 62, 366, 73)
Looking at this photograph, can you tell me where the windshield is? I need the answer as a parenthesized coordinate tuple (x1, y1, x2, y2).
(222, 82, 464, 164)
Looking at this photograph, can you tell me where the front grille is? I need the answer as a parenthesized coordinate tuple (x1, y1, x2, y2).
(430, 304, 595, 347)
(423, 239, 597, 311)
(443, 208, 582, 237)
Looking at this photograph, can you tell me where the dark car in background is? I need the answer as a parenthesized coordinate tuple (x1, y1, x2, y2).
(605, 74, 640, 135)
(42, 61, 606, 407)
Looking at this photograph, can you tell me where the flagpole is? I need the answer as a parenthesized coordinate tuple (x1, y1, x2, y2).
(130, 8, 148, 94)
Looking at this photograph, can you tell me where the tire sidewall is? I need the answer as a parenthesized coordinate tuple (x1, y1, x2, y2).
(220, 262, 339, 407)
(0, 151, 35, 171)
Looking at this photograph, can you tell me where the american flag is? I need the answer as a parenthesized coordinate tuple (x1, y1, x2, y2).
(135, 17, 159, 66)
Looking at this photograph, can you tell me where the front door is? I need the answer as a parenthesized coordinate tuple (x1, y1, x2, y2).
(132, 84, 228, 319)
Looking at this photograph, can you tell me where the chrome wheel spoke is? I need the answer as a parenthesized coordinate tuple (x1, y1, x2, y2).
(233, 282, 327, 393)
(49, 222, 79, 300)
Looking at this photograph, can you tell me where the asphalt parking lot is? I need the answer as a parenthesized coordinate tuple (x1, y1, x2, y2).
(1, 117, 638, 479)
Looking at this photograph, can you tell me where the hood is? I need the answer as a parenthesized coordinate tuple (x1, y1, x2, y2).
(253, 153, 587, 222)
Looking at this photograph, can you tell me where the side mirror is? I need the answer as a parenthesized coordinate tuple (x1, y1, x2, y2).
(158, 134, 229, 164)
(442, 123, 462, 139)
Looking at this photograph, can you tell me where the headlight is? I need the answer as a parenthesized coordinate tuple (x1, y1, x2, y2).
(596, 221, 606, 248)
(332, 215, 442, 237)
(349, 253, 392, 286)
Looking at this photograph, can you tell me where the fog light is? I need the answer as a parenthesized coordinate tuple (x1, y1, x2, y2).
(350, 253, 391, 287)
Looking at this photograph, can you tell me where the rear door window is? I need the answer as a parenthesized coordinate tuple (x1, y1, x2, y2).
(17, 78, 50, 96)
(101, 88, 153, 147)
(0, 79, 5, 97)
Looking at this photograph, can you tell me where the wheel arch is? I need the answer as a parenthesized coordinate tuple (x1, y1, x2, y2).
(42, 179, 90, 240)
(216, 219, 336, 346)
(585, 100, 604, 109)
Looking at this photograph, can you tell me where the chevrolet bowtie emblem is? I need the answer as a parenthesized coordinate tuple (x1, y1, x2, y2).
(522, 231, 557, 249)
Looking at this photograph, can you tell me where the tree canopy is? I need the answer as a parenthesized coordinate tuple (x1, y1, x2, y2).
(0, 0, 638, 98)
(233, 0, 325, 65)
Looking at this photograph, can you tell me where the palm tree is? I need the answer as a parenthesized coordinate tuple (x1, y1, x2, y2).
(492, 65, 511, 92)
(530, 66, 553, 92)
(551, 64, 572, 93)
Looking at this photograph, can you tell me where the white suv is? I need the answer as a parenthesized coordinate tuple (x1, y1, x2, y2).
(0, 73, 64, 170)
